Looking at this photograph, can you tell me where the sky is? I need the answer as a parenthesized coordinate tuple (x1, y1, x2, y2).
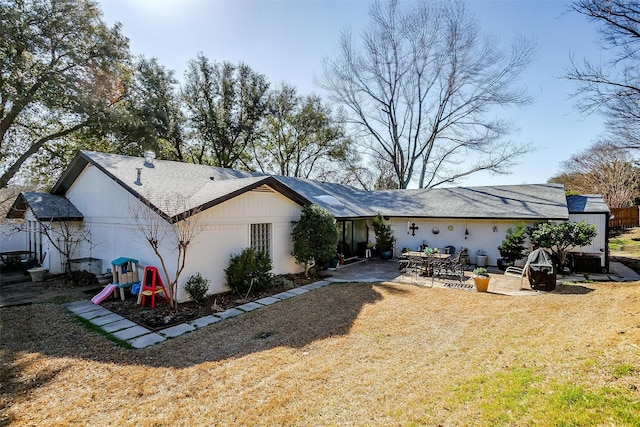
(98, 0, 609, 188)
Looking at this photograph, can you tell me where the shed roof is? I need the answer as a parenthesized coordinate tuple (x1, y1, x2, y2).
(566, 194, 611, 214)
(6, 192, 84, 221)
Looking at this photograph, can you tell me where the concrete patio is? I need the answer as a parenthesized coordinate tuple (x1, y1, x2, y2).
(319, 257, 640, 296)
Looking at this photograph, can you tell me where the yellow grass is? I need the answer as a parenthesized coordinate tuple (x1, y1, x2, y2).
(611, 227, 640, 257)
(2, 281, 640, 425)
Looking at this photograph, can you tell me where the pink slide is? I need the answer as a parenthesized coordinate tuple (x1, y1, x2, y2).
(91, 284, 116, 304)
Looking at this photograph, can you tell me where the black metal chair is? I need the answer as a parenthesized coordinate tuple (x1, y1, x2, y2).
(432, 250, 464, 284)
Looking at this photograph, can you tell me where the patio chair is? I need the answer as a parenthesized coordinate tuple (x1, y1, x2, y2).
(401, 254, 427, 284)
(444, 245, 456, 255)
(504, 261, 530, 290)
(432, 250, 464, 284)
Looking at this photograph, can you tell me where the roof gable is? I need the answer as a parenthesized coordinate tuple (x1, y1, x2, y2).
(6, 192, 83, 221)
(52, 151, 309, 222)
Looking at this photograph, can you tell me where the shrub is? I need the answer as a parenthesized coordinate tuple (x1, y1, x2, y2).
(372, 213, 395, 252)
(225, 248, 273, 297)
(272, 275, 294, 289)
(498, 223, 528, 265)
(184, 273, 209, 304)
(291, 204, 340, 277)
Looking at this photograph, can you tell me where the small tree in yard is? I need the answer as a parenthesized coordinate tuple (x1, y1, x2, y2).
(372, 213, 395, 252)
(527, 221, 598, 273)
(130, 197, 204, 309)
(497, 223, 528, 266)
(291, 204, 340, 277)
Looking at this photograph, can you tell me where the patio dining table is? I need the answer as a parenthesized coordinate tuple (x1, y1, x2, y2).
(402, 251, 451, 276)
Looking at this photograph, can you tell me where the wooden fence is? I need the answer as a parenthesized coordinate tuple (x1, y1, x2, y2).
(610, 206, 639, 229)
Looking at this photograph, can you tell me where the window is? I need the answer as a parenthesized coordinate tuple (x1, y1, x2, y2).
(250, 223, 271, 256)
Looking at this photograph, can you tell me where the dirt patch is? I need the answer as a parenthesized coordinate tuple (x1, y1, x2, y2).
(95, 273, 319, 330)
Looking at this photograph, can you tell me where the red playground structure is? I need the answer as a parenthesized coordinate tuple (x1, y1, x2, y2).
(139, 266, 171, 309)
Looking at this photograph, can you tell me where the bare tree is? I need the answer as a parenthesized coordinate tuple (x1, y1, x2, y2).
(550, 141, 640, 208)
(320, 0, 534, 189)
(39, 218, 92, 274)
(5, 201, 92, 274)
(130, 197, 204, 308)
(567, 0, 640, 148)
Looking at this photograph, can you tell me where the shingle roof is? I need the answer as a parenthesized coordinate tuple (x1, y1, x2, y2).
(365, 184, 570, 220)
(6, 192, 84, 221)
(566, 194, 610, 214)
(51, 151, 571, 222)
(52, 151, 309, 221)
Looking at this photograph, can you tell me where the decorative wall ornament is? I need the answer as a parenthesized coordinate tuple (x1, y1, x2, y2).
(409, 222, 419, 236)
(448, 225, 454, 231)
(432, 227, 440, 235)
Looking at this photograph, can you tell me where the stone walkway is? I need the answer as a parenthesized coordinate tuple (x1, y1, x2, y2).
(63, 280, 333, 349)
(63, 259, 640, 349)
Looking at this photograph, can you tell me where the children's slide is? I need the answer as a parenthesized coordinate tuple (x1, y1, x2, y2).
(91, 284, 117, 304)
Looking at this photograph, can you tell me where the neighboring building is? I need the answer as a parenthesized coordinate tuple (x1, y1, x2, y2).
(566, 194, 611, 272)
(5, 151, 610, 301)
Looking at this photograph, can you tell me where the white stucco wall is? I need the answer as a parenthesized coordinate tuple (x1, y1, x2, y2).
(392, 214, 608, 268)
(65, 164, 303, 302)
(390, 218, 540, 265)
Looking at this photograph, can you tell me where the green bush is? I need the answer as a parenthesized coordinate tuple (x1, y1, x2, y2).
(372, 213, 395, 252)
(291, 204, 340, 277)
(498, 223, 527, 265)
(272, 275, 294, 289)
(184, 272, 209, 304)
(225, 248, 273, 297)
(527, 221, 597, 272)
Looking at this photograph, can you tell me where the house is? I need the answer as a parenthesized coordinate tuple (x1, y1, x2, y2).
(5, 150, 610, 301)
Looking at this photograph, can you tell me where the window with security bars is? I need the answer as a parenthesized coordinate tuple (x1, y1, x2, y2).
(250, 223, 271, 256)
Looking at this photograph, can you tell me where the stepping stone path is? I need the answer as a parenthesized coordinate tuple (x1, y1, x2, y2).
(63, 280, 334, 349)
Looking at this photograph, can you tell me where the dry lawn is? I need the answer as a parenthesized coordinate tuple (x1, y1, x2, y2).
(2, 281, 640, 426)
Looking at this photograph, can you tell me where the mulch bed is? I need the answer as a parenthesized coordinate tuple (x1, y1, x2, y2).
(91, 273, 320, 331)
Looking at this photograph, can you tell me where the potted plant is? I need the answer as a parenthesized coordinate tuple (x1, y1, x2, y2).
(497, 224, 527, 271)
(472, 267, 490, 292)
(372, 213, 396, 260)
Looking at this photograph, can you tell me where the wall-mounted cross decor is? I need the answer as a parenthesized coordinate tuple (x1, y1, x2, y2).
(409, 222, 419, 236)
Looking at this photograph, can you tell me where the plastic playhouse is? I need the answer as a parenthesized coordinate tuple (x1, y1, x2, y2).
(111, 257, 141, 300)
